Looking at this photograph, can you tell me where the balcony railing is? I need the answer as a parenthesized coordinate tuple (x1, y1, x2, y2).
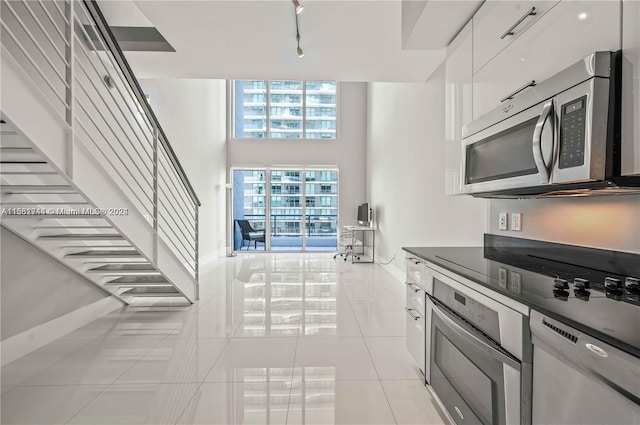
(0, 0, 200, 278)
(244, 214, 337, 237)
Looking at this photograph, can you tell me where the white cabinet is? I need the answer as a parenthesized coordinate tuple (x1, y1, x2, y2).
(622, 0, 640, 176)
(473, 0, 622, 120)
(473, 0, 559, 73)
(445, 21, 472, 195)
(405, 256, 426, 378)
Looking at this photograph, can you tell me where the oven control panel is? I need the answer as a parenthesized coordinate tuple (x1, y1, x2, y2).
(559, 96, 587, 169)
(433, 279, 500, 343)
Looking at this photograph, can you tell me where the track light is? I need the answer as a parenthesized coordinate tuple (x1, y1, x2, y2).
(293, 0, 304, 14)
(294, 4, 304, 59)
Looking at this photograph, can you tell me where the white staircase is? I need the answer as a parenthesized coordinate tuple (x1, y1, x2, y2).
(0, 0, 200, 305)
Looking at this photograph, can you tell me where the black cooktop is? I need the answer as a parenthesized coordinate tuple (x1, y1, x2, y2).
(403, 235, 640, 358)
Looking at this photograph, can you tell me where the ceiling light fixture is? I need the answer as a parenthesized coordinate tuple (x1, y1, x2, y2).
(294, 2, 304, 59)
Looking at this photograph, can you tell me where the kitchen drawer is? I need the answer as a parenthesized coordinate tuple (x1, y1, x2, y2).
(406, 257, 427, 287)
(406, 281, 425, 316)
(473, 0, 559, 73)
(472, 0, 621, 120)
(405, 305, 425, 374)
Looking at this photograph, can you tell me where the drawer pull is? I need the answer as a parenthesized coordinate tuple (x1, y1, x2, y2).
(500, 80, 536, 103)
(405, 307, 421, 321)
(405, 281, 421, 293)
(500, 6, 537, 39)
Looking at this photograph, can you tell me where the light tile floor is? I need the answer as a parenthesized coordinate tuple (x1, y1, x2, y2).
(1, 253, 448, 425)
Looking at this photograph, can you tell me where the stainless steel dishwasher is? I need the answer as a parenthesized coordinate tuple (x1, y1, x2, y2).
(530, 310, 640, 425)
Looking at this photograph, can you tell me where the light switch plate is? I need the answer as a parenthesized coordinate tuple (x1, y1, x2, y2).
(510, 213, 522, 231)
(498, 267, 508, 289)
(510, 271, 522, 294)
(498, 213, 508, 231)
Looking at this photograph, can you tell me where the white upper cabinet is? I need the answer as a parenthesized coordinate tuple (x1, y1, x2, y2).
(445, 21, 473, 195)
(446, 21, 473, 142)
(473, 0, 559, 74)
(472, 0, 622, 120)
(622, 0, 640, 177)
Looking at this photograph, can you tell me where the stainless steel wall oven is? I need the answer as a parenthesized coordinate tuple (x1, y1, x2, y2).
(424, 267, 532, 425)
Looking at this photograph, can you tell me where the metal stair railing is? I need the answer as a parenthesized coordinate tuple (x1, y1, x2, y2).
(0, 0, 201, 281)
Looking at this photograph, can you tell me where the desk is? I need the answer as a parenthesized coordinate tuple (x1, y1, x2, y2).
(343, 225, 375, 263)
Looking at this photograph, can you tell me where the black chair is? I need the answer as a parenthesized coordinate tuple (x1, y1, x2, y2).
(236, 219, 265, 250)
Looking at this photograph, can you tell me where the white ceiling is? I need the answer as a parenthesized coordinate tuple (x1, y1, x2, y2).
(98, 0, 477, 82)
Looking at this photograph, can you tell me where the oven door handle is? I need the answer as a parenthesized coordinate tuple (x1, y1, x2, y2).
(532, 100, 554, 184)
(430, 299, 520, 370)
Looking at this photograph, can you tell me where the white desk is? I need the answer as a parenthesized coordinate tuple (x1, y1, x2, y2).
(342, 225, 375, 263)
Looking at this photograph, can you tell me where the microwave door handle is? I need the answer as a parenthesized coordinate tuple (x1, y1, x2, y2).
(532, 100, 554, 183)
(430, 300, 521, 370)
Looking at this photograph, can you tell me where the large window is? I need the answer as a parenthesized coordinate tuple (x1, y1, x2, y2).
(232, 168, 338, 251)
(233, 80, 337, 139)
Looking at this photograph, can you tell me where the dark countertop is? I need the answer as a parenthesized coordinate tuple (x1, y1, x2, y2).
(403, 241, 640, 358)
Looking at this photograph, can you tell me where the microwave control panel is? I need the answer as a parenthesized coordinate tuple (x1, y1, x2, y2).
(559, 96, 587, 169)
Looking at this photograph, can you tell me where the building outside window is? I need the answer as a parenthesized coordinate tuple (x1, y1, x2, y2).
(232, 169, 338, 251)
(234, 80, 337, 139)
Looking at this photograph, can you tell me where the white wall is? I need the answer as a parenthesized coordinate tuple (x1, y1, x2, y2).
(228, 82, 368, 232)
(1, 228, 115, 340)
(489, 197, 640, 253)
(367, 64, 488, 274)
(140, 79, 227, 267)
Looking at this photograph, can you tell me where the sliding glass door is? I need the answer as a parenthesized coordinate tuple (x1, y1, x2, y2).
(305, 170, 338, 250)
(232, 168, 338, 252)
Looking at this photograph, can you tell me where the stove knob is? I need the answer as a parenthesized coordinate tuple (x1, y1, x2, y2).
(553, 289, 569, 301)
(573, 288, 590, 301)
(604, 277, 622, 291)
(606, 289, 623, 301)
(573, 278, 590, 290)
(626, 291, 640, 303)
(625, 277, 640, 291)
(554, 278, 569, 290)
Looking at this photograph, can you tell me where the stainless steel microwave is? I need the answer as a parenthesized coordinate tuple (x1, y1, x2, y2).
(462, 51, 640, 198)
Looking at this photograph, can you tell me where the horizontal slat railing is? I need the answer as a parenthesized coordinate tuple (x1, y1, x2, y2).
(1, 0, 200, 282)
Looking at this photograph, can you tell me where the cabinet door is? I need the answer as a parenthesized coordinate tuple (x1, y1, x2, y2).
(622, 0, 640, 176)
(473, 0, 621, 120)
(445, 21, 472, 195)
(473, 0, 560, 73)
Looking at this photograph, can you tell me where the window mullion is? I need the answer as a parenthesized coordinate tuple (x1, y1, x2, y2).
(265, 81, 271, 138)
(302, 80, 306, 139)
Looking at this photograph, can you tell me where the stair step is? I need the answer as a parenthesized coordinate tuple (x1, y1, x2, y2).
(107, 275, 169, 285)
(121, 287, 182, 297)
(0, 163, 55, 174)
(106, 281, 172, 288)
(0, 171, 58, 176)
(1, 185, 75, 194)
(89, 264, 156, 271)
(0, 147, 42, 163)
(66, 250, 141, 258)
(67, 251, 145, 263)
(39, 234, 125, 241)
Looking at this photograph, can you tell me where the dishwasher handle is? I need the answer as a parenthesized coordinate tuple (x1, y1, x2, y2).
(430, 297, 520, 370)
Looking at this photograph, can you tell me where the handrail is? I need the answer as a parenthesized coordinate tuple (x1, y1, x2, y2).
(82, 0, 201, 207)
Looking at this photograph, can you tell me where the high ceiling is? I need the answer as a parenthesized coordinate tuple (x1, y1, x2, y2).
(98, 0, 480, 82)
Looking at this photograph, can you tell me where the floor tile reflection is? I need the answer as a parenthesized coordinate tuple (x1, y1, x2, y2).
(66, 383, 199, 424)
(176, 382, 290, 425)
(1, 253, 448, 425)
(287, 380, 396, 425)
(1, 384, 106, 424)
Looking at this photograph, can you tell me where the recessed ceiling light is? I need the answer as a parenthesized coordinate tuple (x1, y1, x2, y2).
(578, 12, 588, 20)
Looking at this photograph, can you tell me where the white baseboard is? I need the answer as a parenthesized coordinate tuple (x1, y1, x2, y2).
(1, 296, 124, 366)
(375, 254, 405, 285)
(199, 249, 224, 275)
